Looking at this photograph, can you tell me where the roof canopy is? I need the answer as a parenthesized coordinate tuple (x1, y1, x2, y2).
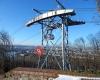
(26, 9, 75, 27)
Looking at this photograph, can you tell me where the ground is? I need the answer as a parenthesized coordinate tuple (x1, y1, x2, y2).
(0, 74, 4, 80)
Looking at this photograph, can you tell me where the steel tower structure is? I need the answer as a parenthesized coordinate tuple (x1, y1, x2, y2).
(26, 0, 85, 70)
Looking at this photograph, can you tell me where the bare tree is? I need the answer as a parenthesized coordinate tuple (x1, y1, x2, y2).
(87, 34, 100, 71)
(87, 34, 99, 55)
(0, 31, 13, 73)
(74, 37, 86, 53)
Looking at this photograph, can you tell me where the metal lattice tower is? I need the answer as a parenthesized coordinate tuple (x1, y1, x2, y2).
(26, 0, 85, 70)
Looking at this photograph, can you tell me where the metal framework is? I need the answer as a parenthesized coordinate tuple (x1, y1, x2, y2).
(26, 0, 85, 70)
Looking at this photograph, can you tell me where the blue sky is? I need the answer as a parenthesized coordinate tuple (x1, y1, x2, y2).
(0, 0, 100, 45)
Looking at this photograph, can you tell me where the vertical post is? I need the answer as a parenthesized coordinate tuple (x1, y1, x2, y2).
(66, 26, 68, 46)
(37, 56, 40, 68)
(46, 40, 48, 68)
(42, 24, 44, 46)
(66, 18, 71, 71)
(62, 22, 65, 70)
